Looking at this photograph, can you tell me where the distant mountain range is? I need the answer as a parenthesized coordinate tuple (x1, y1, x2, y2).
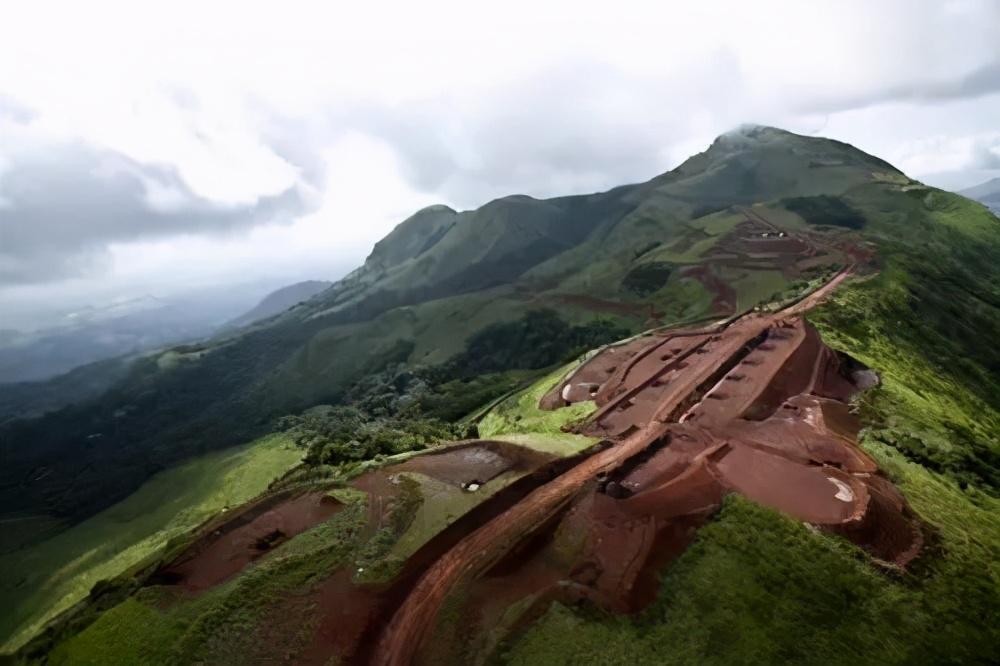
(0, 294, 233, 383)
(960, 177, 1000, 214)
(224, 280, 331, 329)
(0, 282, 331, 385)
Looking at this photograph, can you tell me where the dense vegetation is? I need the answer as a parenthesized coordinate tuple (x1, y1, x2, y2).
(336, 309, 627, 425)
(783, 194, 867, 229)
(277, 405, 457, 466)
(621, 262, 673, 296)
(432, 309, 629, 379)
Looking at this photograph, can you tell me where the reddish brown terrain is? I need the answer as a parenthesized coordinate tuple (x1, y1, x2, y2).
(142, 245, 919, 665)
(152, 490, 344, 591)
(372, 267, 923, 666)
(151, 441, 556, 596)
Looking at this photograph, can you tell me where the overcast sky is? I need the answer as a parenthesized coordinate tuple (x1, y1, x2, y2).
(1, 0, 999, 328)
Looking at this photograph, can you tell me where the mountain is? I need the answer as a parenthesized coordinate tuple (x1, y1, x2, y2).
(4, 126, 1000, 663)
(224, 280, 332, 329)
(0, 290, 270, 384)
(960, 176, 1000, 214)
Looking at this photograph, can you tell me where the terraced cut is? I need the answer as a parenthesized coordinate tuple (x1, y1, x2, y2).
(371, 267, 924, 666)
(129, 240, 919, 666)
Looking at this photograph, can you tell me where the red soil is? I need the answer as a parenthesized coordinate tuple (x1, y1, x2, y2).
(539, 336, 653, 410)
(371, 267, 924, 665)
(231, 441, 574, 665)
(158, 265, 919, 665)
(154, 491, 342, 592)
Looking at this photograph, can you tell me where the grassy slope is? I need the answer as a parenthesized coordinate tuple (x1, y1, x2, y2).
(477, 363, 598, 439)
(1, 434, 302, 652)
(502, 187, 1000, 664)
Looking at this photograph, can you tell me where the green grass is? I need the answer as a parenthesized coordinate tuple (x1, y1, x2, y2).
(809, 186, 1000, 490)
(727, 268, 790, 310)
(1, 434, 303, 653)
(645, 275, 716, 323)
(691, 209, 743, 236)
(389, 471, 521, 561)
(645, 233, 721, 264)
(489, 433, 596, 457)
(477, 363, 598, 438)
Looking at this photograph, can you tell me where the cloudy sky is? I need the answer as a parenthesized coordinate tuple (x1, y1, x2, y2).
(1, 0, 998, 328)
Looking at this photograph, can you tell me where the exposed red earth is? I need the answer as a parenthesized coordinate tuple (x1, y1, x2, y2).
(152, 490, 343, 592)
(142, 219, 915, 665)
(151, 441, 554, 596)
(372, 265, 923, 666)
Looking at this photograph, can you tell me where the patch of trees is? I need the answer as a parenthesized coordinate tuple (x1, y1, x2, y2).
(279, 308, 631, 465)
(436, 309, 629, 379)
(782, 195, 866, 229)
(277, 405, 456, 466)
(343, 309, 630, 423)
(621, 262, 673, 296)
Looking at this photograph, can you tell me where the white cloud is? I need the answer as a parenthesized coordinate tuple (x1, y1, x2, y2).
(0, 0, 998, 323)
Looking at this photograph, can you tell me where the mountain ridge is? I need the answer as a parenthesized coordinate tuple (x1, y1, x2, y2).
(960, 176, 1000, 213)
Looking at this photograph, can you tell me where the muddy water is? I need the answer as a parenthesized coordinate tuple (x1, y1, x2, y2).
(393, 441, 552, 487)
